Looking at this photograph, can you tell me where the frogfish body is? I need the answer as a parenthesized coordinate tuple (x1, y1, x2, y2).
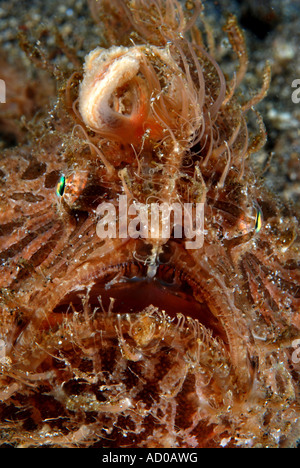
(0, 0, 299, 448)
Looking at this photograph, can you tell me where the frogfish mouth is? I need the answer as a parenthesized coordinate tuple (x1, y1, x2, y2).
(0, 0, 299, 448)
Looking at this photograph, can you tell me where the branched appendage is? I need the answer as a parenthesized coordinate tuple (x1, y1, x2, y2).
(242, 62, 272, 112)
(54, 30, 82, 69)
(18, 31, 58, 76)
(18, 28, 78, 81)
(246, 108, 267, 156)
(65, 71, 83, 119)
(223, 14, 248, 88)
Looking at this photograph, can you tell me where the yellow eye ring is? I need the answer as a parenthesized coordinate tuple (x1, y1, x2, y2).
(255, 207, 262, 233)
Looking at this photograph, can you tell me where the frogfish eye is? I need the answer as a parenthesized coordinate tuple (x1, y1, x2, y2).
(56, 174, 66, 197)
(255, 207, 262, 233)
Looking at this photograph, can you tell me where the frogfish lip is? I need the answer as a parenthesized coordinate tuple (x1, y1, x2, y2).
(51, 259, 228, 345)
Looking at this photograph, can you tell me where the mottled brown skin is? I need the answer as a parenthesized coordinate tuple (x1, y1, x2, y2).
(0, 0, 299, 448)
